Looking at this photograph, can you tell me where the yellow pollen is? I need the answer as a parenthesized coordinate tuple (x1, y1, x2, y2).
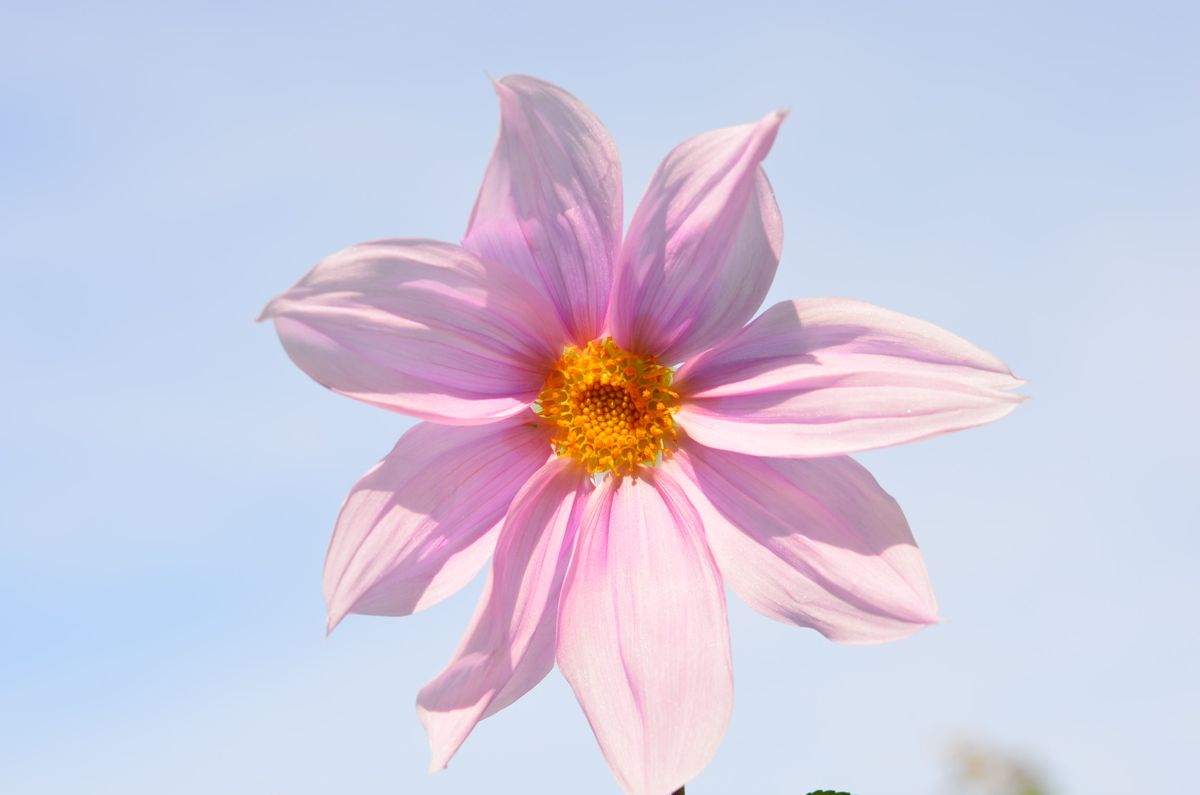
(535, 337, 679, 476)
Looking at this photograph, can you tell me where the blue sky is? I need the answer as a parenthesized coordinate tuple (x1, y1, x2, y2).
(2, 1, 1197, 793)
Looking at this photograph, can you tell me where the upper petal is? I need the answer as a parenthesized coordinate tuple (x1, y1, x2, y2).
(261, 239, 564, 424)
(676, 297, 1025, 457)
(556, 470, 733, 795)
(463, 75, 622, 344)
(417, 457, 590, 770)
(609, 111, 785, 364)
(669, 443, 939, 643)
(323, 419, 552, 632)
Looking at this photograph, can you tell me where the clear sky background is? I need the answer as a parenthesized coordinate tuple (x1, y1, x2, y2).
(2, 1, 1197, 793)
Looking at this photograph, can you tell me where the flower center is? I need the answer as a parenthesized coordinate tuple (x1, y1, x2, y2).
(535, 337, 679, 476)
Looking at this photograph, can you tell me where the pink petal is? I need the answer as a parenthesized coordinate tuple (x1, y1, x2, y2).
(676, 298, 1025, 456)
(609, 111, 785, 364)
(417, 458, 590, 770)
(463, 75, 622, 345)
(261, 239, 563, 424)
(669, 443, 939, 643)
(323, 419, 552, 632)
(557, 470, 732, 795)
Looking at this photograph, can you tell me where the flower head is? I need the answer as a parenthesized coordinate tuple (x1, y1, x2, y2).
(262, 75, 1023, 794)
(536, 337, 679, 476)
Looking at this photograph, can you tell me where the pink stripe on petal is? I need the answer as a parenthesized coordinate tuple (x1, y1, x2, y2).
(557, 470, 732, 795)
(464, 75, 622, 344)
(676, 298, 1025, 457)
(417, 458, 590, 770)
(323, 420, 552, 632)
(670, 444, 939, 643)
(610, 111, 785, 364)
(262, 239, 564, 425)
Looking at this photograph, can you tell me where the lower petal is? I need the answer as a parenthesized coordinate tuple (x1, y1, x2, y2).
(556, 470, 733, 795)
(416, 458, 590, 770)
(669, 442, 939, 643)
(323, 419, 552, 632)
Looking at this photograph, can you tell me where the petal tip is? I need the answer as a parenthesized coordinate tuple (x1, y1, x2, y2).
(493, 73, 544, 97)
(912, 605, 943, 630)
(831, 615, 941, 646)
(913, 605, 944, 634)
(325, 600, 350, 636)
(756, 108, 788, 142)
(417, 703, 460, 773)
(256, 297, 280, 323)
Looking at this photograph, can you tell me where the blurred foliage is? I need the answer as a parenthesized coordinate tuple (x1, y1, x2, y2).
(797, 737, 1055, 795)
(948, 738, 1054, 795)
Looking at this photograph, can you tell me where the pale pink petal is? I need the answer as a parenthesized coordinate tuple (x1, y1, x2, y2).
(463, 75, 622, 344)
(417, 458, 590, 770)
(676, 298, 1025, 456)
(261, 239, 564, 424)
(609, 111, 785, 364)
(323, 420, 552, 632)
(670, 443, 939, 643)
(557, 470, 732, 795)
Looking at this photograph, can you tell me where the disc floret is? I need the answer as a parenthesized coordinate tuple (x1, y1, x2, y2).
(535, 338, 679, 476)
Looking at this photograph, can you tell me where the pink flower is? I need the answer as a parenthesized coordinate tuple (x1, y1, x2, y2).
(262, 76, 1023, 794)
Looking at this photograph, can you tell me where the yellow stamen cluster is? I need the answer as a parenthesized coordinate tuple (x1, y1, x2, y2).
(535, 338, 679, 477)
